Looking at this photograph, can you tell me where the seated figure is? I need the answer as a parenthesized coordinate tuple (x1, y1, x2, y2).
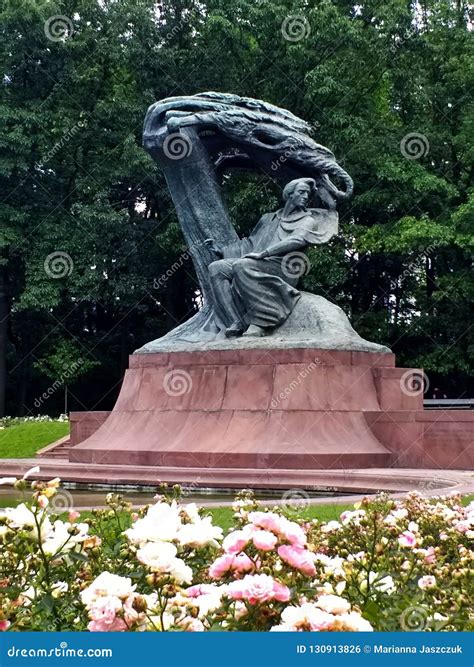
(205, 177, 338, 338)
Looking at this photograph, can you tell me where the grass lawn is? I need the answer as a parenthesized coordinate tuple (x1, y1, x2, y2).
(207, 502, 355, 531)
(206, 493, 474, 530)
(0, 421, 69, 459)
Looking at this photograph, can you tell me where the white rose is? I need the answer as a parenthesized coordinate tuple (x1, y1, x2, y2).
(169, 558, 193, 585)
(321, 521, 342, 533)
(178, 517, 223, 548)
(137, 541, 178, 570)
(182, 503, 200, 523)
(368, 572, 395, 594)
(315, 594, 351, 615)
(51, 581, 69, 598)
(81, 572, 136, 607)
(42, 520, 89, 555)
(337, 611, 374, 631)
(3, 504, 53, 541)
(124, 502, 182, 545)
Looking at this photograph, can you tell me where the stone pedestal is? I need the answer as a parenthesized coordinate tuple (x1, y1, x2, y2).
(70, 348, 422, 470)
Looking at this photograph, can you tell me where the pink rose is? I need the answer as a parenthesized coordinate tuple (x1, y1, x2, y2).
(185, 584, 206, 598)
(424, 547, 436, 564)
(418, 575, 436, 590)
(278, 544, 316, 576)
(37, 495, 49, 509)
(88, 617, 127, 632)
(87, 596, 127, 632)
(454, 521, 469, 533)
(88, 596, 122, 623)
(209, 552, 255, 579)
(248, 511, 307, 547)
(232, 552, 255, 573)
(228, 574, 290, 605)
(222, 530, 251, 554)
(398, 531, 417, 548)
(227, 579, 246, 599)
(185, 583, 221, 598)
(272, 580, 291, 602)
(209, 554, 235, 579)
(252, 530, 278, 551)
(279, 520, 307, 547)
(0, 620, 10, 631)
(248, 511, 282, 534)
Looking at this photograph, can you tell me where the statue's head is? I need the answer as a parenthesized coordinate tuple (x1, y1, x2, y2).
(282, 178, 317, 210)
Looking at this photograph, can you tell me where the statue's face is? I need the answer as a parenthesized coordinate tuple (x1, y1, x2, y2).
(289, 182, 311, 209)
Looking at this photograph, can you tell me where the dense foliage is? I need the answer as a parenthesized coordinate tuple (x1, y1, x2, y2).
(0, 482, 473, 631)
(1, 0, 472, 416)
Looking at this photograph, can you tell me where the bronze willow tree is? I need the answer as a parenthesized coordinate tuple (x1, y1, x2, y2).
(141, 91, 355, 344)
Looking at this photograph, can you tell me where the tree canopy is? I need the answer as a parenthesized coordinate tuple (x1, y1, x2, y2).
(0, 0, 472, 416)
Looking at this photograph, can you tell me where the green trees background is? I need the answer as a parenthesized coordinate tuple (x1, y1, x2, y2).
(0, 0, 472, 416)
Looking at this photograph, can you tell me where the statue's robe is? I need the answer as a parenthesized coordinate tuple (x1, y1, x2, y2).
(208, 207, 338, 330)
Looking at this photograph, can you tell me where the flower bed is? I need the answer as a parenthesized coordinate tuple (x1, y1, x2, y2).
(0, 415, 68, 429)
(0, 480, 472, 632)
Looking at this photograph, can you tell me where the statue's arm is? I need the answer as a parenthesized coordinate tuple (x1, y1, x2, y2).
(264, 227, 331, 254)
(221, 236, 252, 259)
(220, 213, 270, 258)
(257, 237, 307, 258)
(244, 211, 337, 259)
(204, 236, 252, 258)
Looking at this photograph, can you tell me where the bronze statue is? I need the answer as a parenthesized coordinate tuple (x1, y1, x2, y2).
(205, 178, 337, 337)
(137, 91, 389, 354)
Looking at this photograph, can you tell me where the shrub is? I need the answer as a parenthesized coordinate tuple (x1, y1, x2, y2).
(0, 481, 472, 632)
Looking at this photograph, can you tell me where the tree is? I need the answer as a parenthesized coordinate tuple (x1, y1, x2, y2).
(0, 0, 472, 416)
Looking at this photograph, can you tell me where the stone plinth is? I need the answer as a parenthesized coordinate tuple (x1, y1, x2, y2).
(70, 348, 408, 470)
(70, 411, 111, 447)
(69, 348, 474, 476)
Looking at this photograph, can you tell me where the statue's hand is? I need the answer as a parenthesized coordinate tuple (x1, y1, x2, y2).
(204, 238, 223, 258)
(243, 251, 267, 260)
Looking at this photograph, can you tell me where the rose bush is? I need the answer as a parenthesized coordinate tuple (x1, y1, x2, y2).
(0, 480, 472, 632)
